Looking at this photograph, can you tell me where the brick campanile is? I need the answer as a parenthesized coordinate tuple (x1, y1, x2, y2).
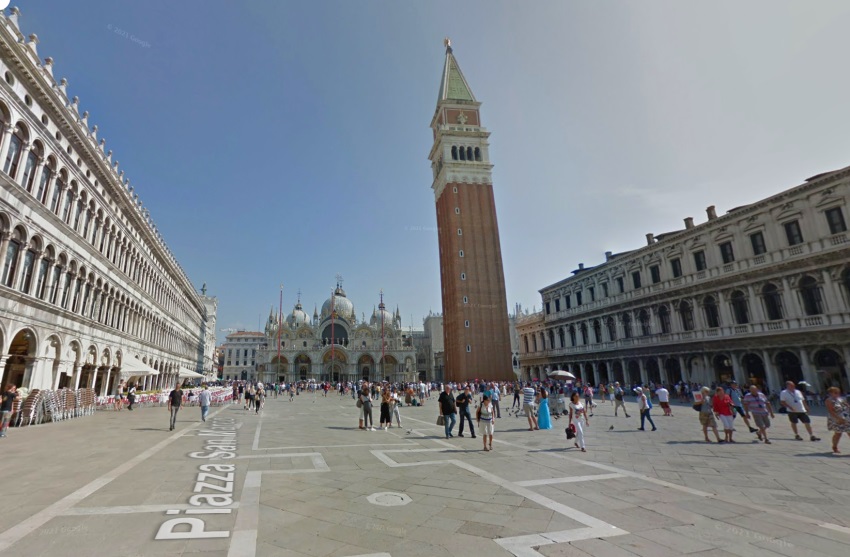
(428, 40, 513, 382)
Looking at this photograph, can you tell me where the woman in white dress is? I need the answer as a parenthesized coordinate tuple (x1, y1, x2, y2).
(568, 392, 589, 452)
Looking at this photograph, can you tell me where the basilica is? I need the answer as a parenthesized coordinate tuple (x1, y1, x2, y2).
(250, 284, 417, 385)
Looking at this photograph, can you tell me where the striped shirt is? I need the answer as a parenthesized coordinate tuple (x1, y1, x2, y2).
(522, 387, 536, 406)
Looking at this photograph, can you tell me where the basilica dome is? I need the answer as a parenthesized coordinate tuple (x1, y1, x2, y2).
(287, 302, 310, 327)
(371, 305, 395, 328)
(321, 287, 355, 321)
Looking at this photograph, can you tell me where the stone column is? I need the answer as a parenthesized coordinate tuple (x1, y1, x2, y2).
(9, 241, 28, 292)
(0, 128, 13, 161)
(678, 355, 690, 384)
(0, 231, 10, 272)
(747, 285, 765, 324)
(821, 269, 841, 315)
(71, 363, 82, 390)
(592, 362, 600, 386)
(638, 358, 649, 386)
(657, 356, 668, 384)
(730, 352, 745, 385)
(29, 157, 46, 194)
(798, 348, 819, 391)
(717, 290, 733, 330)
(841, 346, 850, 392)
(781, 276, 802, 320)
(761, 350, 781, 394)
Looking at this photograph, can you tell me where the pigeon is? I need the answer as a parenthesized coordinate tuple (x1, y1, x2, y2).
(609, 425, 614, 431)
(406, 429, 413, 435)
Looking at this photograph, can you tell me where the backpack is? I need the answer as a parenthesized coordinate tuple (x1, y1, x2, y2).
(356, 398, 362, 408)
(646, 396, 653, 410)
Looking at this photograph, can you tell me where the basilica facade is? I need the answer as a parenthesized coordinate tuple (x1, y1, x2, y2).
(251, 285, 417, 385)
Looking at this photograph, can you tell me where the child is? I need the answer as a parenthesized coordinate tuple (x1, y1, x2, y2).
(477, 395, 495, 451)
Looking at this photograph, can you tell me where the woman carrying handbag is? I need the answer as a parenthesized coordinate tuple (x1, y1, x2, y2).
(568, 392, 588, 452)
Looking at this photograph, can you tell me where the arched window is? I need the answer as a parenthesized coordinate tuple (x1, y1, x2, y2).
(61, 189, 74, 222)
(36, 160, 53, 204)
(451, 146, 458, 160)
(466, 147, 473, 161)
(730, 290, 749, 324)
(703, 296, 721, 328)
(18, 247, 36, 293)
(799, 276, 823, 316)
(580, 323, 588, 344)
(592, 320, 601, 343)
(658, 306, 671, 334)
(558, 328, 565, 348)
(3, 125, 24, 178)
(474, 147, 481, 161)
(21, 145, 38, 192)
(548, 329, 555, 350)
(569, 325, 577, 346)
(532, 336, 537, 352)
(523, 336, 529, 353)
(762, 284, 783, 321)
(679, 301, 695, 331)
(1, 236, 21, 287)
(459, 146, 466, 161)
(843, 269, 850, 306)
(606, 317, 617, 341)
(638, 310, 651, 336)
(622, 313, 633, 338)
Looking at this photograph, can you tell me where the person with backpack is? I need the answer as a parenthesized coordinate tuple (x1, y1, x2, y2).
(635, 387, 656, 431)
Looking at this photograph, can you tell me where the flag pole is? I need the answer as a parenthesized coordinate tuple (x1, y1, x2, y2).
(278, 283, 282, 383)
(380, 289, 385, 382)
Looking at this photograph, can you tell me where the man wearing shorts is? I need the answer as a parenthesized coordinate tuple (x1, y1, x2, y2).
(743, 384, 774, 443)
(0, 384, 20, 437)
(779, 381, 820, 441)
(727, 381, 757, 435)
(613, 382, 630, 418)
(655, 385, 672, 416)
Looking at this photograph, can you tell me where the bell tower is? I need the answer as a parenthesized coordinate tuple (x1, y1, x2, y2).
(429, 39, 513, 382)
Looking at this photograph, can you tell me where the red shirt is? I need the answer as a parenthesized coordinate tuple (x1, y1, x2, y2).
(712, 394, 733, 416)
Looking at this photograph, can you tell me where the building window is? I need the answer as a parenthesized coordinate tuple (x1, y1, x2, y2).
(670, 259, 682, 278)
(466, 345, 471, 352)
(455, 207, 460, 214)
(602, 283, 609, 297)
(558, 328, 565, 347)
(460, 272, 466, 280)
(589, 286, 595, 301)
(548, 330, 555, 349)
(592, 320, 602, 343)
(554, 298, 561, 312)
(580, 323, 588, 344)
(458, 250, 464, 257)
(457, 228, 462, 236)
(545, 301, 551, 315)
(616, 277, 624, 293)
(21, 149, 37, 191)
(451, 146, 458, 160)
(678, 301, 695, 331)
(464, 320, 470, 328)
(658, 306, 671, 334)
(565, 295, 571, 309)
(2, 240, 20, 287)
(750, 232, 767, 255)
(605, 317, 616, 341)
(762, 284, 783, 320)
(453, 186, 458, 193)
(784, 220, 804, 246)
(719, 242, 735, 264)
(463, 296, 468, 304)
(730, 290, 749, 324)
(799, 276, 823, 316)
(569, 325, 577, 346)
(703, 296, 721, 328)
(622, 313, 632, 338)
(693, 250, 707, 271)
(825, 207, 847, 235)
(638, 310, 651, 336)
(3, 128, 23, 178)
(631, 271, 641, 289)
(650, 265, 661, 284)
(18, 249, 35, 293)
(575, 291, 582, 306)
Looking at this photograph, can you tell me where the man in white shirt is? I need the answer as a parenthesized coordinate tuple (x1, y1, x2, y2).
(655, 386, 672, 416)
(198, 384, 212, 422)
(779, 381, 820, 441)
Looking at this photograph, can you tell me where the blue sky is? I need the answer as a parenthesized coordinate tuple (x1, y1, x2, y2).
(19, 1, 850, 342)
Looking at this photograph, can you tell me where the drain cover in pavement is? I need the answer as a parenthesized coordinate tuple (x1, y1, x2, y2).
(366, 492, 412, 507)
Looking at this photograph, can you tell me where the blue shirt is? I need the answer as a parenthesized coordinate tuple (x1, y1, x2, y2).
(727, 388, 743, 407)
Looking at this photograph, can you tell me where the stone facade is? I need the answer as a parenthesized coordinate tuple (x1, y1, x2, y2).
(0, 9, 215, 394)
(429, 43, 512, 382)
(518, 165, 850, 395)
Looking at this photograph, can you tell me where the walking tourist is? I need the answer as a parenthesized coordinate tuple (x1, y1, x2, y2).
(477, 395, 495, 451)
(390, 388, 402, 428)
(491, 383, 501, 418)
(438, 384, 457, 438)
(167, 383, 183, 431)
(713, 386, 735, 442)
(635, 387, 656, 431)
(115, 382, 125, 411)
(655, 385, 672, 416)
(511, 383, 521, 411)
(583, 384, 594, 413)
(523, 384, 538, 430)
(825, 386, 850, 454)
(0, 384, 20, 438)
(613, 382, 630, 417)
(697, 386, 722, 443)
(743, 384, 774, 443)
(568, 392, 588, 452)
(608, 383, 615, 405)
(456, 386, 476, 438)
(198, 384, 211, 422)
(127, 383, 137, 411)
(779, 381, 821, 441)
(537, 388, 552, 430)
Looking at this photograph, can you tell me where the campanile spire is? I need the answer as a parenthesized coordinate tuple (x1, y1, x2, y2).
(428, 41, 513, 382)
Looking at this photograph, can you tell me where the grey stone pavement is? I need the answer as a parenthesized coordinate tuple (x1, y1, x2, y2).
(0, 390, 848, 557)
